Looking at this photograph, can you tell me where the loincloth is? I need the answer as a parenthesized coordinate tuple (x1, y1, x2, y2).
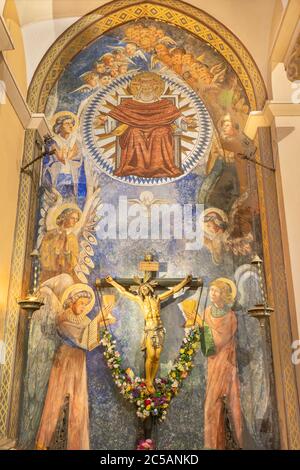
(141, 324, 166, 351)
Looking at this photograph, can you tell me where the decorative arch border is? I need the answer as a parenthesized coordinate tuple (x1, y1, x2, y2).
(27, 0, 267, 112)
(1, 0, 300, 449)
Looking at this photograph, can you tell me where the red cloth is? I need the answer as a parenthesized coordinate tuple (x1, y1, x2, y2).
(109, 99, 183, 177)
(35, 344, 89, 450)
(204, 306, 243, 449)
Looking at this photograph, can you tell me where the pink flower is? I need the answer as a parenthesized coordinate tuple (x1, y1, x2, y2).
(136, 439, 155, 450)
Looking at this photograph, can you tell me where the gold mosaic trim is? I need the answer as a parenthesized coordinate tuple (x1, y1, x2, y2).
(0, 131, 35, 436)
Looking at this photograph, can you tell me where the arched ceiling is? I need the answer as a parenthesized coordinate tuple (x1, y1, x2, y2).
(4, 0, 290, 93)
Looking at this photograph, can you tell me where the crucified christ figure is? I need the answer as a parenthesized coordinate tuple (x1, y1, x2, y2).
(105, 274, 192, 394)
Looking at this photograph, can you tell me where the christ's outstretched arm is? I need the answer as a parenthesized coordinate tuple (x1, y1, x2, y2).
(158, 274, 192, 301)
(105, 276, 139, 302)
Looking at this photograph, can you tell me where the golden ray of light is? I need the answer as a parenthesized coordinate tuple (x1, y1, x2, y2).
(179, 95, 188, 103)
(179, 104, 193, 112)
(102, 94, 118, 105)
(97, 133, 113, 140)
(182, 144, 192, 152)
(182, 135, 196, 144)
(101, 141, 116, 152)
(102, 101, 115, 110)
(184, 113, 197, 118)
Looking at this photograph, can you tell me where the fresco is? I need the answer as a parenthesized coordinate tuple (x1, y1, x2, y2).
(19, 20, 279, 450)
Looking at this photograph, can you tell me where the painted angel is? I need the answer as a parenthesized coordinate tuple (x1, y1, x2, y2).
(36, 283, 115, 450)
(36, 183, 101, 284)
(43, 111, 83, 199)
(187, 60, 227, 95)
(69, 71, 100, 95)
(18, 273, 74, 449)
(18, 277, 115, 449)
(201, 193, 254, 265)
(112, 43, 149, 70)
(179, 267, 273, 449)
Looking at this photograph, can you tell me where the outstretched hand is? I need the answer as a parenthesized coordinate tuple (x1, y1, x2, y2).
(105, 275, 113, 284)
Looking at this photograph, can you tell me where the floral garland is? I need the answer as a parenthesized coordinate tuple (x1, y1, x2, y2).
(100, 326, 200, 421)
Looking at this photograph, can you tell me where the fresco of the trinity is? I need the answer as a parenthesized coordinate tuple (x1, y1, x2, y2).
(20, 20, 279, 450)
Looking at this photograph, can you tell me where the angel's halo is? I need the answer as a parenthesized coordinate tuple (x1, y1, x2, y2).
(49, 110, 79, 133)
(61, 283, 95, 315)
(47, 202, 82, 231)
(199, 207, 228, 237)
(210, 277, 237, 304)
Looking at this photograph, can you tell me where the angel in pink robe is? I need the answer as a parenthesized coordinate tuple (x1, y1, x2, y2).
(203, 278, 243, 449)
(181, 278, 243, 449)
(35, 286, 115, 450)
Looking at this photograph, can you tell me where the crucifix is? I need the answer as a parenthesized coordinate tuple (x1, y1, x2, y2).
(95, 254, 202, 394)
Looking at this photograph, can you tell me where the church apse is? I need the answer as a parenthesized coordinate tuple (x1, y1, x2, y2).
(9, 8, 284, 451)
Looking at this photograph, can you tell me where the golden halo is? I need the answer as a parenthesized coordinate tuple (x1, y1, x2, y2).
(130, 72, 165, 98)
(49, 111, 79, 133)
(201, 208, 228, 224)
(200, 208, 228, 234)
(210, 277, 237, 303)
(47, 203, 82, 230)
(61, 283, 95, 314)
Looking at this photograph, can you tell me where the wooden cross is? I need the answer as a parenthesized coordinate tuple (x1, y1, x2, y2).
(95, 253, 202, 291)
(95, 254, 202, 442)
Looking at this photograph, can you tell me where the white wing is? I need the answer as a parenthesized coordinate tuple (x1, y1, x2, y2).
(69, 84, 92, 95)
(35, 188, 63, 251)
(19, 274, 74, 449)
(235, 266, 272, 448)
(126, 50, 148, 65)
(135, 50, 148, 61)
(73, 187, 102, 283)
(210, 63, 227, 84)
(158, 36, 177, 46)
(107, 45, 126, 52)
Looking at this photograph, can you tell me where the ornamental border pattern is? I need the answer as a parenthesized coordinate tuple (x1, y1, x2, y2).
(0, 131, 34, 436)
(27, 0, 267, 113)
(0, 0, 299, 449)
(256, 128, 300, 449)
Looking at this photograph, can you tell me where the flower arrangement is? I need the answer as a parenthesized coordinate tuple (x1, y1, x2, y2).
(136, 438, 155, 450)
(100, 326, 200, 421)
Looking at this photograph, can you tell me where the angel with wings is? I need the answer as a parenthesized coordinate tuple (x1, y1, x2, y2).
(43, 111, 84, 199)
(69, 71, 100, 96)
(201, 193, 254, 265)
(37, 183, 101, 284)
(187, 60, 227, 93)
(19, 276, 116, 449)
